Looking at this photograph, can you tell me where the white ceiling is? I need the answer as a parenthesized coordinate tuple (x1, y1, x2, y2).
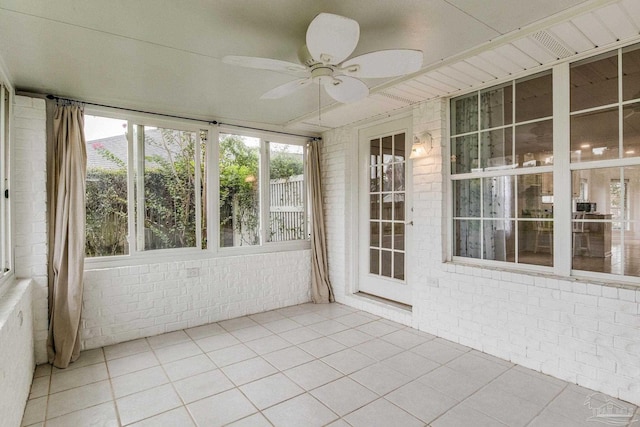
(0, 0, 637, 135)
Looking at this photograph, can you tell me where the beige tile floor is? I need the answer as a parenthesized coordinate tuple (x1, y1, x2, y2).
(21, 303, 639, 427)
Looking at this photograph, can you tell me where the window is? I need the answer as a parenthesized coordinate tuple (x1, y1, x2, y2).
(450, 71, 553, 267)
(450, 42, 640, 282)
(85, 115, 129, 257)
(268, 142, 305, 242)
(85, 114, 309, 261)
(219, 132, 308, 248)
(219, 133, 260, 247)
(570, 45, 640, 278)
(85, 114, 208, 258)
(0, 84, 10, 276)
(135, 125, 206, 250)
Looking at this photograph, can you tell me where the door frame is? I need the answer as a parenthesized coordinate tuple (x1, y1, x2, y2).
(352, 114, 414, 305)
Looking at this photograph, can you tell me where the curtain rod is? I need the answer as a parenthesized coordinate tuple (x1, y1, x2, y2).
(45, 94, 321, 140)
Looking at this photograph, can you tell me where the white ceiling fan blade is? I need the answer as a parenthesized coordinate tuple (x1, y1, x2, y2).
(222, 56, 308, 75)
(260, 78, 312, 99)
(341, 50, 423, 78)
(306, 13, 359, 65)
(324, 76, 369, 103)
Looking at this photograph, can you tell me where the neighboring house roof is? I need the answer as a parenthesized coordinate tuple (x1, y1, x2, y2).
(86, 128, 171, 171)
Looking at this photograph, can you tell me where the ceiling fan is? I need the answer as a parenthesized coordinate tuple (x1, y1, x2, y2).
(222, 13, 423, 104)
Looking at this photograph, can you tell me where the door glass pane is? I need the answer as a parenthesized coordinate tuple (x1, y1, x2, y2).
(268, 142, 305, 242)
(219, 133, 260, 247)
(394, 194, 405, 221)
(370, 165, 381, 192)
(368, 133, 405, 281)
(84, 115, 129, 257)
(370, 138, 380, 164)
(394, 133, 405, 162)
(381, 222, 392, 249)
(381, 250, 392, 278)
(370, 195, 380, 219)
(382, 136, 393, 163)
(370, 249, 379, 275)
(571, 108, 619, 162)
(394, 252, 404, 280)
(394, 223, 405, 251)
(370, 222, 380, 247)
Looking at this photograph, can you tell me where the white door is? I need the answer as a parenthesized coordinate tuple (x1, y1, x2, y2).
(358, 117, 412, 305)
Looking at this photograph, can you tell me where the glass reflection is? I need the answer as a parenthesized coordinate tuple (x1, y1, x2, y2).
(480, 129, 513, 169)
(454, 179, 481, 218)
(515, 120, 553, 167)
(481, 84, 512, 129)
(451, 134, 479, 174)
(483, 220, 515, 262)
(515, 72, 553, 122)
(571, 108, 619, 162)
(570, 53, 618, 112)
(483, 176, 515, 218)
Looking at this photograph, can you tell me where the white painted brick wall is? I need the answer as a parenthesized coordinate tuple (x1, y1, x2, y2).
(13, 96, 48, 364)
(0, 279, 34, 427)
(321, 98, 640, 406)
(82, 251, 311, 349)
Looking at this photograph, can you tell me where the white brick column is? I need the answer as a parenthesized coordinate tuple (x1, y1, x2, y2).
(13, 96, 48, 364)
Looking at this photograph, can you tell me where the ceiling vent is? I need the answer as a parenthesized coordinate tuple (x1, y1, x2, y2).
(376, 91, 416, 105)
(531, 30, 575, 59)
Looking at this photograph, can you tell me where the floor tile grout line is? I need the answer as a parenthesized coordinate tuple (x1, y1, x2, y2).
(523, 382, 570, 427)
(102, 346, 124, 427)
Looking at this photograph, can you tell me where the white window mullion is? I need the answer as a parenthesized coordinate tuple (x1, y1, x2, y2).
(126, 120, 136, 253)
(0, 86, 6, 273)
(135, 125, 145, 252)
(260, 139, 269, 245)
(553, 63, 572, 276)
(210, 125, 219, 253)
(194, 131, 202, 249)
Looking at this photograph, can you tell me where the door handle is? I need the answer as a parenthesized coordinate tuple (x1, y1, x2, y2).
(405, 220, 414, 226)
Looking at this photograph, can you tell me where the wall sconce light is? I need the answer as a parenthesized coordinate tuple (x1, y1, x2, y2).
(410, 131, 433, 159)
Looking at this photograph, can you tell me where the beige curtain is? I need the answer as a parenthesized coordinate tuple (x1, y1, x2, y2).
(46, 104, 87, 368)
(307, 140, 334, 303)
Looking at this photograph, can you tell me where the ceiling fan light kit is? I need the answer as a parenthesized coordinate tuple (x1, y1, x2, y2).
(223, 13, 423, 104)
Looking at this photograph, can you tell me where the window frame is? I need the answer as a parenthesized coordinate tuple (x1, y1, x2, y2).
(447, 42, 640, 286)
(0, 83, 12, 289)
(84, 110, 310, 269)
(216, 125, 309, 255)
(449, 73, 555, 273)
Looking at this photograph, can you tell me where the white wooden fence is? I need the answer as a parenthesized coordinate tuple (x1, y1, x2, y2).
(269, 174, 305, 242)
